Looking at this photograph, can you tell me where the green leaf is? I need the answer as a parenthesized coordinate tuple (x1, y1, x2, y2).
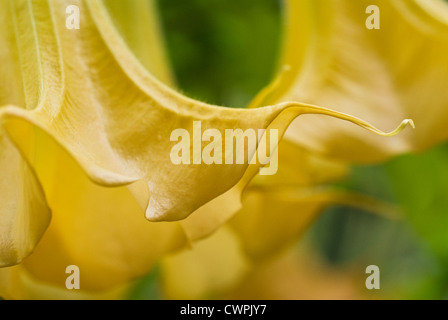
(127, 266, 162, 300)
(386, 143, 448, 265)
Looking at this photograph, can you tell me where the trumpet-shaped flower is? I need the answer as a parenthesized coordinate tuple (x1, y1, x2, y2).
(252, 0, 447, 163)
(0, 0, 412, 296)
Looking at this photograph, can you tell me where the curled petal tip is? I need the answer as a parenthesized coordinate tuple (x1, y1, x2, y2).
(406, 119, 416, 129)
(386, 119, 415, 136)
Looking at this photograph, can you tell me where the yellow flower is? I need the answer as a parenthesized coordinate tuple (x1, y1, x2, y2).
(223, 246, 374, 300)
(0, 0, 412, 297)
(252, 0, 448, 163)
(161, 0, 448, 299)
(160, 140, 399, 299)
(163, 214, 382, 300)
(0, 264, 129, 300)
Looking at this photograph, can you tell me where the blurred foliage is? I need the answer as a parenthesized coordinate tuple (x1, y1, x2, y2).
(156, 0, 282, 107)
(128, 266, 162, 300)
(385, 143, 448, 298)
(128, 0, 448, 299)
(310, 142, 448, 299)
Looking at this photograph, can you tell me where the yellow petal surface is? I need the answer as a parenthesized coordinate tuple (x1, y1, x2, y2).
(229, 184, 400, 262)
(0, 0, 412, 224)
(229, 187, 335, 261)
(103, 0, 175, 86)
(161, 226, 250, 300)
(229, 138, 400, 261)
(161, 219, 378, 300)
(0, 0, 51, 268)
(0, 0, 412, 290)
(0, 0, 199, 292)
(228, 139, 346, 260)
(0, 143, 51, 268)
(161, 141, 390, 299)
(253, 0, 445, 163)
(223, 247, 374, 300)
(251, 139, 348, 187)
(0, 265, 128, 300)
(20, 136, 187, 290)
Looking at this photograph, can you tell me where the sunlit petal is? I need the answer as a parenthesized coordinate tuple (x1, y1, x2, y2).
(253, 0, 443, 163)
(161, 227, 249, 300)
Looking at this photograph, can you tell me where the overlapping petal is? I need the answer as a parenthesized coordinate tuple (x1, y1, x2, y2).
(0, 264, 128, 300)
(228, 139, 400, 261)
(162, 136, 405, 299)
(252, 0, 446, 163)
(0, 0, 416, 298)
(0, 0, 413, 273)
(104, 0, 175, 86)
(0, 0, 51, 268)
(161, 226, 249, 300)
(223, 247, 372, 300)
(0, 0, 190, 290)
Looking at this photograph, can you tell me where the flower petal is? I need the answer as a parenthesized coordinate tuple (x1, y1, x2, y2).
(0, 140, 51, 267)
(20, 139, 187, 291)
(229, 185, 400, 261)
(0, 1, 51, 267)
(228, 139, 399, 261)
(223, 247, 372, 300)
(161, 226, 249, 300)
(0, 0, 414, 293)
(0, 265, 128, 300)
(0, 0, 413, 255)
(253, 0, 445, 163)
(103, 0, 175, 86)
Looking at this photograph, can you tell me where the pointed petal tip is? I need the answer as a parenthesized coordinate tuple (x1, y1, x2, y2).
(145, 197, 187, 222)
(366, 118, 415, 138)
(386, 118, 415, 136)
(405, 119, 416, 129)
(145, 210, 164, 222)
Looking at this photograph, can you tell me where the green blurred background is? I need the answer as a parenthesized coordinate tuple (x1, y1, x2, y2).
(128, 0, 448, 299)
